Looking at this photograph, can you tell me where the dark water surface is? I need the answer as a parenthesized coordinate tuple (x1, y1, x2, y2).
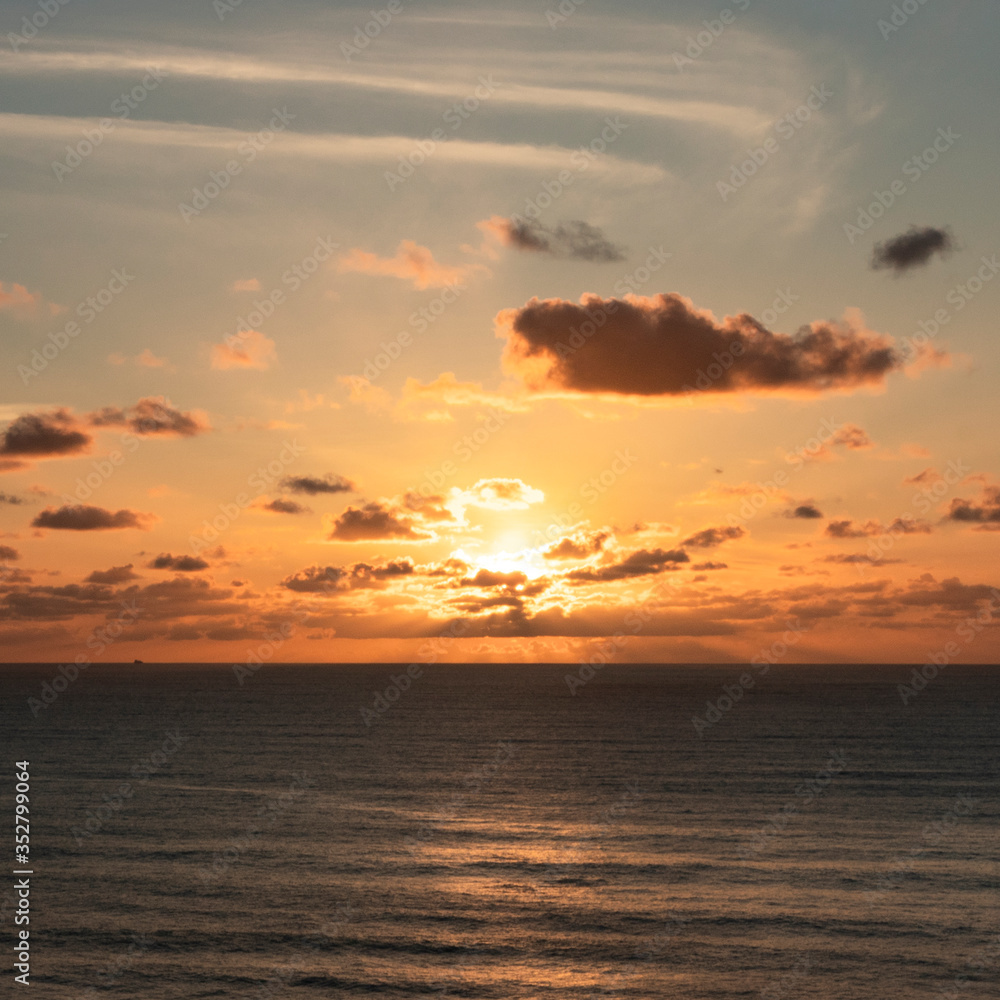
(1, 663, 997, 999)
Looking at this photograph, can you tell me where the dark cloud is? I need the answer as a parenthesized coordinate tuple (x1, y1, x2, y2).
(329, 502, 433, 541)
(871, 226, 955, 273)
(32, 505, 153, 531)
(786, 504, 824, 519)
(493, 217, 626, 262)
(567, 548, 689, 582)
(280, 474, 355, 496)
(831, 424, 873, 450)
(148, 553, 210, 572)
(282, 559, 415, 592)
(85, 564, 140, 584)
(691, 561, 728, 571)
(0, 409, 91, 458)
(543, 530, 610, 560)
(681, 525, 746, 548)
(826, 518, 934, 539)
(947, 486, 1000, 524)
(0, 545, 20, 561)
(497, 293, 902, 397)
(0, 492, 26, 505)
(262, 498, 311, 514)
(88, 396, 209, 437)
(819, 553, 904, 565)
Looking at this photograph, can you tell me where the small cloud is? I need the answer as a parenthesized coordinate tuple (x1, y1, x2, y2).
(88, 397, 209, 437)
(328, 501, 434, 542)
(947, 485, 1000, 524)
(147, 553, 210, 571)
(336, 240, 487, 290)
(691, 561, 727, 571)
(567, 548, 689, 582)
(871, 226, 955, 273)
(32, 505, 155, 531)
(261, 498, 311, 515)
(0, 409, 92, 463)
(281, 474, 355, 496)
(211, 330, 277, 371)
(230, 278, 261, 292)
(681, 525, 746, 548)
(480, 215, 626, 262)
(85, 564, 140, 584)
(454, 478, 545, 513)
(785, 504, 824, 519)
(136, 348, 170, 369)
(0, 280, 52, 317)
(0, 544, 20, 561)
(0, 492, 26, 505)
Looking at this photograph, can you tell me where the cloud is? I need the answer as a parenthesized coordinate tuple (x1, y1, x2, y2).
(825, 517, 934, 538)
(109, 349, 173, 370)
(691, 561, 728, 571)
(0, 492, 26, 505)
(567, 547, 689, 582)
(32, 505, 154, 531)
(786, 504, 824, 519)
(85, 564, 140, 584)
(262, 498, 311, 514)
(210, 330, 277, 370)
(831, 424, 874, 450)
(497, 294, 903, 397)
(454, 478, 545, 512)
(88, 397, 209, 437)
(336, 240, 486, 290)
(328, 501, 434, 541)
(458, 568, 529, 590)
(871, 226, 955, 273)
(280, 474, 354, 495)
(230, 278, 261, 292)
(0, 545, 19, 561)
(481, 215, 626, 262)
(0, 280, 57, 317)
(947, 485, 1000, 524)
(681, 525, 746, 548)
(543, 530, 610, 560)
(0, 409, 91, 460)
(282, 560, 415, 592)
(148, 553, 210, 571)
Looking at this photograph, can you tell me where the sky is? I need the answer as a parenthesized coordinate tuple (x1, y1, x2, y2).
(0, 0, 998, 664)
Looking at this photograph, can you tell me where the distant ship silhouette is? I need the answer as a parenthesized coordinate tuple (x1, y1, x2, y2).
(134, 659, 144, 664)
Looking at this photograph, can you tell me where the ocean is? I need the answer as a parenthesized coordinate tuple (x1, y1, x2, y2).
(2, 662, 997, 999)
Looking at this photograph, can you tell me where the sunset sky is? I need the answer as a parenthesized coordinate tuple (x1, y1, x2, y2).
(1, 0, 998, 664)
